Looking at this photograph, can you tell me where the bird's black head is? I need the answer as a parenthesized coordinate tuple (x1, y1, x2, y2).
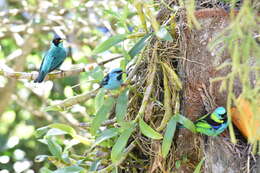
(52, 37, 63, 46)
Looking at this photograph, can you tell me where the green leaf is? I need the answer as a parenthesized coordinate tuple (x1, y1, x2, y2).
(193, 158, 205, 173)
(116, 89, 129, 123)
(35, 126, 49, 138)
(104, 9, 120, 19)
(89, 160, 100, 172)
(128, 33, 153, 58)
(92, 34, 128, 54)
(176, 114, 196, 133)
(44, 105, 62, 112)
(175, 160, 181, 169)
(49, 123, 76, 136)
(92, 128, 119, 148)
(46, 128, 68, 136)
(139, 118, 163, 139)
(95, 88, 106, 112)
(53, 166, 84, 173)
(156, 27, 173, 41)
(46, 137, 62, 159)
(89, 66, 104, 82)
(91, 97, 115, 135)
(40, 167, 53, 173)
(111, 126, 134, 163)
(72, 134, 91, 146)
(162, 116, 177, 158)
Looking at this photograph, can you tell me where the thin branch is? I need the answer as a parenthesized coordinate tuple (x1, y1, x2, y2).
(45, 88, 99, 111)
(79, 118, 116, 128)
(0, 55, 123, 81)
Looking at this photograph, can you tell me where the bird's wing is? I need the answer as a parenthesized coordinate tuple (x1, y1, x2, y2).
(195, 121, 212, 129)
(100, 74, 109, 87)
(37, 52, 48, 72)
(38, 51, 54, 73)
(49, 50, 67, 72)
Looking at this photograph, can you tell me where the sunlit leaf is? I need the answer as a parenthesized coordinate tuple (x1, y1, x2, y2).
(128, 33, 153, 58)
(49, 123, 76, 136)
(40, 167, 53, 173)
(111, 126, 134, 163)
(91, 97, 115, 135)
(112, 167, 118, 173)
(46, 128, 68, 136)
(139, 118, 162, 139)
(53, 166, 84, 173)
(72, 134, 91, 146)
(116, 89, 129, 123)
(92, 128, 119, 148)
(35, 126, 50, 138)
(46, 137, 62, 160)
(156, 27, 173, 41)
(92, 34, 128, 54)
(64, 86, 74, 98)
(162, 116, 177, 158)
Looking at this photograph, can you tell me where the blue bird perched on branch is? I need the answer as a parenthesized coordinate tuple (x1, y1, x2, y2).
(195, 106, 229, 136)
(34, 36, 67, 83)
(100, 68, 124, 90)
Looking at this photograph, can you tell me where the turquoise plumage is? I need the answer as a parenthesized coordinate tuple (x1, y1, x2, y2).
(195, 107, 229, 136)
(34, 37, 67, 83)
(100, 68, 123, 90)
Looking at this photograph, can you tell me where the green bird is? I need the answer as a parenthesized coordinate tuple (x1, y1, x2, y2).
(34, 36, 67, 83)
(195, 107, 229, 136)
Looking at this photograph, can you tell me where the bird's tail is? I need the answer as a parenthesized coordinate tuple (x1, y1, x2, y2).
(34, 71, 47, 83)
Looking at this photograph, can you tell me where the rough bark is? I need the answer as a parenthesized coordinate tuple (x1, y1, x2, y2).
(176, 13, 247, 172)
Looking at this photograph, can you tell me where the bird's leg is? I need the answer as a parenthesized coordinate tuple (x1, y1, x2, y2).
(198, 83, 217, 113)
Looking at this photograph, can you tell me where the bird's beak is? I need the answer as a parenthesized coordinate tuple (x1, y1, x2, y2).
(60, 39, 63, 42)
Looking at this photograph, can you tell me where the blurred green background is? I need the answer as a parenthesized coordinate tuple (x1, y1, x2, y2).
(0, 0, 140, 172)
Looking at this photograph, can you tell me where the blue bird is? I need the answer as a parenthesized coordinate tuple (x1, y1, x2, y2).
(34, 37, 67, 83)
(195, 107, 229, 136)
(100, 68, 124, 90)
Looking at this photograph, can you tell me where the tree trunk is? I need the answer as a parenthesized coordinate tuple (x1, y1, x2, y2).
(176, 12, 250, 172)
